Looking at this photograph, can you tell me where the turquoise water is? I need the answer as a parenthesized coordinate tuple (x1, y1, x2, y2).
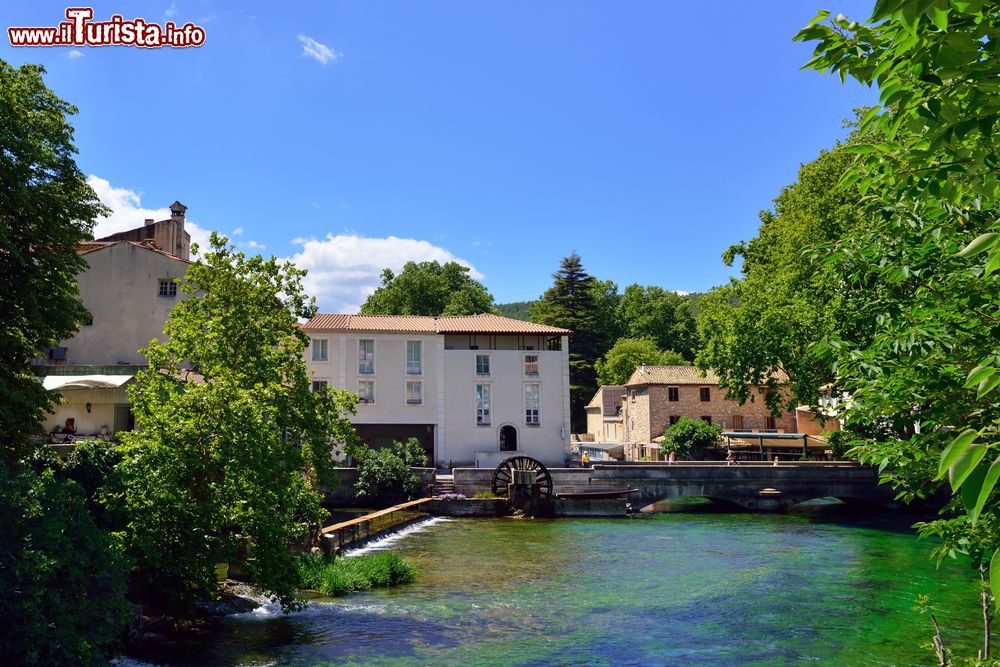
(146, 511, 982, 666)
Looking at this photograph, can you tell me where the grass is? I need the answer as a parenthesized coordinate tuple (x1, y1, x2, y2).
(297, 551, 417, 597)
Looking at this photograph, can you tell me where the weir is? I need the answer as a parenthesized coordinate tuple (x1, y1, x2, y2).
(320, 498, 434, 554)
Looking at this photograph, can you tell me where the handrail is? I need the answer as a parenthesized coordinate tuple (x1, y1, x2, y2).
(320, 497, 433, 535)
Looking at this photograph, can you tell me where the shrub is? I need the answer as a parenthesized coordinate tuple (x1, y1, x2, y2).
(297, 551, 416, 596)
(348, 438, 428, 502)
(659, 417, 722, 459)
(0, 464, 130, 666)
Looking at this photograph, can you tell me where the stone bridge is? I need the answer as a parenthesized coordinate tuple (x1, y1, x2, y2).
(586, 462, 898, 511)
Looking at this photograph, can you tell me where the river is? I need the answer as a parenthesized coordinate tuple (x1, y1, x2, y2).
(130, 508, 982, 666)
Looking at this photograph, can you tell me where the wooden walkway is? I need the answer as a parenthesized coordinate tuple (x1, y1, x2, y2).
(320, 498, 434, 554)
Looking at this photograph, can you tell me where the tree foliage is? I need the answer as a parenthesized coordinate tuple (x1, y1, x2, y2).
(697, 128, 868, 416)
(0, 453, 129, 666)
(595, 337, 687, 386)
(532, 253, 606, 431)
(0, 61, 106, 465)
(347, 437, 428, 502)
(119, 234, 357, 615)
(619, 284, 697, 360)
(796, 2, 1000, 659)
(360, 261, 496, 316)
(659, 417, 722, 458)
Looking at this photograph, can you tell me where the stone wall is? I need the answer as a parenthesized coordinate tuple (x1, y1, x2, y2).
(624, 384, 797, 445)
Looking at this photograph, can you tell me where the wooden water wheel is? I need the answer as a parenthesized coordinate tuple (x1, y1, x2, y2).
(491, 455, 554, 498)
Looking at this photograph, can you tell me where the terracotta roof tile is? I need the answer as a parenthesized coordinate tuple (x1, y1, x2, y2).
(624, 365, 788, 387)
(301, 313, 571, 335)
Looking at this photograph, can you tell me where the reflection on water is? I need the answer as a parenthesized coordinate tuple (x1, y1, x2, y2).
(137, 509, 981, 666)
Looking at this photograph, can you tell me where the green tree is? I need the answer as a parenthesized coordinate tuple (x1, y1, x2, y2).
(119, 234, 357, 615)
(532, 253, 605, 431)
(659, 417, 722, 459)
(348, 437, 428, 503)
(595, 338, 688, 386)
(618, 284, 697, 360)
(797, 3, 1000, 660)
(0, 61, 106, 464)
(697, 131, 867, 416)
(360, 261, 497, 316)
(495, 300, 538, 321)
(0, 61, 129, 666)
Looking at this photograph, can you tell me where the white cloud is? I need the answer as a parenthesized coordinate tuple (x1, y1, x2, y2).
(231, 227, 244, 236)
(287, 234, 484, 312)
(67, 49, 84, 59)
(87, 175, 217, 254)
(164, 2, 176, 18)
(297, 34, 341, 64)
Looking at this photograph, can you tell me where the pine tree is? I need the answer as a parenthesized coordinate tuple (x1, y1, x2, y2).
(534, 253, 604, 432)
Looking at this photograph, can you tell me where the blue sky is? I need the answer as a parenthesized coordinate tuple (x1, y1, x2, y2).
(2, 1, 879, 311)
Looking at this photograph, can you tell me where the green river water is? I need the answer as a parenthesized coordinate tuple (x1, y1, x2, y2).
(136, 509, 983, 666)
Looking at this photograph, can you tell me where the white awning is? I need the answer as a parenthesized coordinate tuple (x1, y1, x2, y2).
(42, 374, 134, 391)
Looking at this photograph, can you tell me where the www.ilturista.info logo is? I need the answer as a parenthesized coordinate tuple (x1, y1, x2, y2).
(8, 7, 205, 48)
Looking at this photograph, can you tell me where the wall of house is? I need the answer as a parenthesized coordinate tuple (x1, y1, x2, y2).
(52, 244, 189, 365)
(623, 383, 797, 444)
(42, 386, 130, 435)
(303, 332, 571, 468)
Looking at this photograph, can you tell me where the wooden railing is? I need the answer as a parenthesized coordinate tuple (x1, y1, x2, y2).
(320, 497, 434, 553)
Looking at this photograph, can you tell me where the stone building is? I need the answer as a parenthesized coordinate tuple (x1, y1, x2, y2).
(33, 203, 191, 439)
(620, 365, 796, 454)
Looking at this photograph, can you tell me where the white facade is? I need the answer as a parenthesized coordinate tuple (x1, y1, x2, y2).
(303, 315, 572, 468)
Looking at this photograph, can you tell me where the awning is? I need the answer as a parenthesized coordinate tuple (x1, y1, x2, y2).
(42, 374, 134, 391)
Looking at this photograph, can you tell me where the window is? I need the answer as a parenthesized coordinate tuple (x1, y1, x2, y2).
(669, 415, 680, 426)
(158, 279, 177, 297)
(629, 390, 636, 402)
(406, 341, 422, 375)
(47, 346, 67, 361)
(732, 415, 745, 430)
(668, 387, 679, 402)
(475, 384, 491, 425)
(358, 339, 374, 374)
(524, 383, 540, 425)
(312, 338, 328, 362)
(475, 354, 490, 376)
(311, 380, 329, 395)
(406, 381, 422, 405)
(699, 387, 711, 402)
(764, 416, 777, 430)
(701, 416, 713, 424)
(524, 354, 539, 376)
(358, 380, 375, 404)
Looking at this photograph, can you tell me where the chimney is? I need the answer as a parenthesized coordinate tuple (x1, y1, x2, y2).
(144, 218, 155, 226)
(169, 200, 187, 221)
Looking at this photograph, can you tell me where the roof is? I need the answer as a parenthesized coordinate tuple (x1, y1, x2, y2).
(77, 240, 190, 263)
(586, 385, 625, 417)
(302, 313, 571, 335)
(624, 365, 789, 387)
(625, 365, 720, 386)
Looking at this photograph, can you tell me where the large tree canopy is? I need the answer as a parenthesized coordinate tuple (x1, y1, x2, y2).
(0, 61, 106, 464)
(120, 235, 357, 615)
(697, 130, 868, 416)
(532, 253, 606, 431)
(796, 3, 1000, 660)
(618, 284, 697, 360)
(360, 260, 496, 316)
(595, 337, 687, 387)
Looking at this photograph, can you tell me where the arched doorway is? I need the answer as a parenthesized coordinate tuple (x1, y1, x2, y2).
(499, 424, 518, 451)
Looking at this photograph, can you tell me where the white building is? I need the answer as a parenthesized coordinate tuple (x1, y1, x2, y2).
(302, 313, 572, 468)
(34, 205, 191, 439)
